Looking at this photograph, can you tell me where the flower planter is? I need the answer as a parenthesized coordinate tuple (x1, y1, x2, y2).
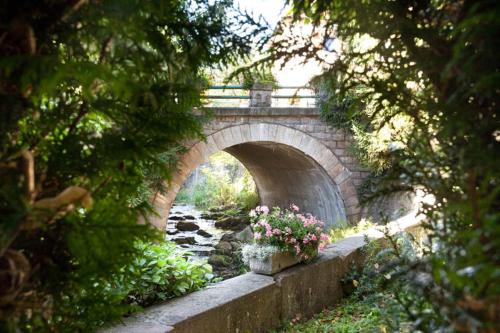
(248, 251, 301, 275)
(244, 205, 329, 275)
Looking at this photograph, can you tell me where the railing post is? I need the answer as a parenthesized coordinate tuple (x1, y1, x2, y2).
(249, 83, 272, 107)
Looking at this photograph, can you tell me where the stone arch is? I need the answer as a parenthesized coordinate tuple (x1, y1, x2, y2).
(150, 123, 360, 230)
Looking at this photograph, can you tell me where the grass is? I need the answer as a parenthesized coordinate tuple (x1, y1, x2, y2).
(274, 290, 395, 333)
(329, 219, 375, 243)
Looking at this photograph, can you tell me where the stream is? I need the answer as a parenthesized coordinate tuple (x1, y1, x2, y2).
(166, 203, 232, 259)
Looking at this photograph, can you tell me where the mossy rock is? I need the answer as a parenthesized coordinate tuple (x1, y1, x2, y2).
(173, 237, 196, 245)
(214, 216, 249, 231)
(208, 254, 232, 267)
(215, 241, 233, 255)
(176, 221, 199, 231)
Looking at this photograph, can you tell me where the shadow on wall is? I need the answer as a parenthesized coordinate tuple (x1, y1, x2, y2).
(225, 142, 347, 229)
(361, 191, 418, 224)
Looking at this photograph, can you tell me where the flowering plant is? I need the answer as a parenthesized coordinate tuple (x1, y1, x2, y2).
(248, 204, 329, 261)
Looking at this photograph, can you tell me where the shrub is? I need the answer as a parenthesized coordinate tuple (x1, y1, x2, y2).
(235, 189, 260, 212)
(16, 240, 214, 332)
(117, 241, 213, 307)
(178, 152, 259, 212)
(173, 188, 190, 204)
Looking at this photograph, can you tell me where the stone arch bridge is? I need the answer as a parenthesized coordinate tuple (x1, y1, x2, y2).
(150, 107, 369, 230)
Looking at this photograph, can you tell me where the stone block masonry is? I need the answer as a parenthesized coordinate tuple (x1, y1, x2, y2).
(102, 218, 422, 333)
(150, 107, 370, 230)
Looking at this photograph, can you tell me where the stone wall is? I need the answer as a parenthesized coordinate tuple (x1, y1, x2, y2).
(103, 218, 422, 333)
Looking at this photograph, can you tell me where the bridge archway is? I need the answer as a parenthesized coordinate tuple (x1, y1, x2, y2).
(151, 123, 360, 230)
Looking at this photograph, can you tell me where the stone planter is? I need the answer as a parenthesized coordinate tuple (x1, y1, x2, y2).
(248, 251, 301, 275)
(249, 83, 273, 107)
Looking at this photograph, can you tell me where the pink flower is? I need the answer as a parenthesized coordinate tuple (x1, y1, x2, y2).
(265, 229, 273, 237)
(303, 238, 309, 244)
(254, 232, 262, 240)
(261, 206, 269, 215)
(290, 238, 297, 244)
(294, 244, 301, 255)
(285, 227, 292, 234)
(258, 220, 272, 232)
(310, 234, 317, 241)
(273, 228, 281, 235)
(320, 233, 329, 242)
(290, 204, 300, 212)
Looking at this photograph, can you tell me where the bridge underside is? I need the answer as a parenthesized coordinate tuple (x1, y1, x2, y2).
(225, 142, 347, 226)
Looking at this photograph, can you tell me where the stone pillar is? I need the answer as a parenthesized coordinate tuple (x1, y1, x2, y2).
(249, 83, 272, 107)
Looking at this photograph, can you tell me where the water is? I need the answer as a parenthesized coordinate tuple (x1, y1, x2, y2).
(166, 203, 231, 258)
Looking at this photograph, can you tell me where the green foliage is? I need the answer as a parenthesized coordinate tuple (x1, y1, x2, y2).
(266, 0, 500, 330)
(240, 64, 278, 90)
(177, 151, 259, 211)
(29, 240, 212, 332)
(0, 1, 267, 331)
(116, 241, 213, 307)
(235, 187, 260, 212)
(328, 219, 374, 243)
(174, 188, 191, 203)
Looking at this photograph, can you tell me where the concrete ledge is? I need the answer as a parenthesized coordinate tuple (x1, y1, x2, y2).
(275, 247, 363, 321)
(103, 219, 423, 333)
(104, 273, 280, 333)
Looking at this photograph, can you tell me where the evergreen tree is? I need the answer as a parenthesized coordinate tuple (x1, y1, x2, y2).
(0, 0, 267, 331)
(268, 0, 499, 331)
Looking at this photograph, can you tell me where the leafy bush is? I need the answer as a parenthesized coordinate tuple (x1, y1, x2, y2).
(248, 205, 329, 261)
(7, 240, 214, 333)
(178, 151, 259, 211)
(116, 241, 213, 307)
(240, 65, 278, 90)
(174, 188, 191, 203)
(235, 190, 260, 212)
(235, 170, 260, 211)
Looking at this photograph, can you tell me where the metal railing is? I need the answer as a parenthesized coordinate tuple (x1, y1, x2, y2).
(203, 85, 317, 107)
